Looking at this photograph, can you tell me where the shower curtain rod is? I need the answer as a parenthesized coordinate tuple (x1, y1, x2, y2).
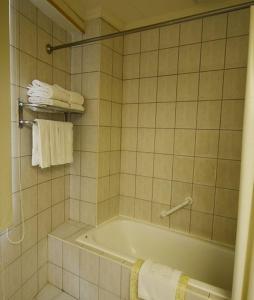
(46, 1, 254, 54)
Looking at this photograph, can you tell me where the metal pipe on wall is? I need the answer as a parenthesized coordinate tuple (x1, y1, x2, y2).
(46, 1, 254, 54)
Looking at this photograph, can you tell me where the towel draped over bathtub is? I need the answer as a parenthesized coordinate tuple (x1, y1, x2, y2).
(130, 259, 189, 300)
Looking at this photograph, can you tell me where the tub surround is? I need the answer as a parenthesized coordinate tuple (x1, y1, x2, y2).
(47, 220, 231, 300)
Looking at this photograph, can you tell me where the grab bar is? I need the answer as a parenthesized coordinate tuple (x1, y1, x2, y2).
(160, 197, 193, 218)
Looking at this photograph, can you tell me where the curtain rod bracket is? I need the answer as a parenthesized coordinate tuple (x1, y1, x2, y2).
(46, 44, 53, 55)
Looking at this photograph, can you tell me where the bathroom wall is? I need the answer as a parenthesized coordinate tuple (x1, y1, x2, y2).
(0, 0, 71, 298)
(119, 9, 249, 245)
(70, 19, 123, 225)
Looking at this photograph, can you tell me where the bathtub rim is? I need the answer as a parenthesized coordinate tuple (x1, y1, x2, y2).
(79, 215, 235, 251)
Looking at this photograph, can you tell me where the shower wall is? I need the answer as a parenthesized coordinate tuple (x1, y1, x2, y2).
(0, 0, 71, 298)
(119, 9, 249, 245)
(70, 19, 123, 225)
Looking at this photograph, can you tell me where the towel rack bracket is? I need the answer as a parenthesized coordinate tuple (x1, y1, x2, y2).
(18, 98, 83, 128)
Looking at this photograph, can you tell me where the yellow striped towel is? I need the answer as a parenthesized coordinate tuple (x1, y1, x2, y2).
(130, 259, 189, 300)
(130, 259, 144, 300)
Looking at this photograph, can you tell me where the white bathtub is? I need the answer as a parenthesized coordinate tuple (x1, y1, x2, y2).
(77, 217, 234, 296)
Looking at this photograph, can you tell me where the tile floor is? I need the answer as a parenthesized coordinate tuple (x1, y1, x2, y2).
(35, 284, 76, 300)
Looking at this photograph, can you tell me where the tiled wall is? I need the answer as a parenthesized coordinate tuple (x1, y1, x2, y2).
(69, 19, 123, 225)
(119, 9, 249, 245)
(0, 0, 71, 299)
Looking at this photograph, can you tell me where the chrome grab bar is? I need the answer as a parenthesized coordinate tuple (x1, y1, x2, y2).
(160, 197, 193, 218)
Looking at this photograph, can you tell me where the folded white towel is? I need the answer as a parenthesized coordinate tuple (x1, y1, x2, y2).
(54, 84, 84, 105)
(138, 260, 182, 300)
(32, 119, 73, 168)
(32, 120, 51, 168)
(28, 80, 70, 102)
(28, 96, 69, 109)
(28, 97, 84, 112)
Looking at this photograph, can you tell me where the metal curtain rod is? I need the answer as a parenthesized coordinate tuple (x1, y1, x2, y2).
(46, 1, 254, 54)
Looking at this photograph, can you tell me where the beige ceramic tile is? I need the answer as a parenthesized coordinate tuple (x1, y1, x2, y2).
(213, 216, 237, 245)
(141, 29, 159, 51)
(190, 211, 213, 239)
(159, 24, 179, 49)
(151, 202, 170, 227)
(225, 36, 248, 68)
(202, 13, 227, 41)
(174, 129, 196, 156)
(192, 184, 215, 213)
(178, 44, 201, 73)
(176, 102, 197, 129)
(136, 152, 154, 177)
(219, 130, 242, 160)
(223, 68, 247, 100)
(152, 178, 171, 205)
(177, 73, 199, 101)
(156, 102, 176, 128)
(122, 104, 138, 127)
(221, 100, 244, 130)
(216, 159, 240, 189)
(121, 151, 137, 174)
(123, 79, 139, 103)
(214, 188, 238, 219)
(158, 48, 178, 76)
(197, 101, 221, 129)
(180, 19, 202, 45)
(136, 176, 153, 201)
(121, 128, 137, 151)
(153, 154, 173, 180)
(173, 156, 194, 183)
(171, 181, 192, 206)
(123, 54, 140, 79)
(154, 129, 174, 154)
(138, 103, 156, 128)
(201, 40, 226, 71)
(134, 199, 151, 222)
(170, 209, 190, 233)
(137, 128, 155, 152)
(199, 71, 223, 100)
(140, 50, 158, 77)
(227, 8, 250, 37)
(139, 77, 157, 103)
(195, 130, 219, 158)
(194, 157, 217, 186)
(124, 33, 140, 54)
(120, 174, 135, 197)
(157, 75, 177, 102)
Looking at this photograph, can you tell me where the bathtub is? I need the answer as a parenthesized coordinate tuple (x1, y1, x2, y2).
(76, 216, 234, 296)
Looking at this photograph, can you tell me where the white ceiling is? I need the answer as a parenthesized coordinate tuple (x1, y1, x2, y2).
(62, 0, 249, 30)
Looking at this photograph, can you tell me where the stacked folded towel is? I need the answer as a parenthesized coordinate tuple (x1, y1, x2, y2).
(27, 80, 85, 111)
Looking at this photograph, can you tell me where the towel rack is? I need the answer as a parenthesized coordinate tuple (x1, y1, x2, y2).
(18, 99, 84, 128)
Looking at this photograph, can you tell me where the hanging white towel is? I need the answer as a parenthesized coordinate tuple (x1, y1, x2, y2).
(138, 260, 182, 300)
(32, 120, 51, 168)
(32, 119, 73, 168)
(49, 121, 73, 166)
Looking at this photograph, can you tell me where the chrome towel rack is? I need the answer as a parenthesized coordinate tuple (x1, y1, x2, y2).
(18, 99, 84, 128)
